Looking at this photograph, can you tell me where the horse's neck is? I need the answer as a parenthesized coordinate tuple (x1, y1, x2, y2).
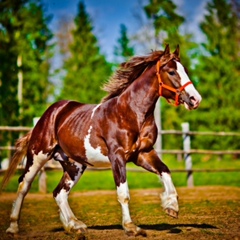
(119, 65, 159, 118)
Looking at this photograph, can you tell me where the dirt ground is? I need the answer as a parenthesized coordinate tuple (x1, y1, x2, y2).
(0, 186, 240, 240)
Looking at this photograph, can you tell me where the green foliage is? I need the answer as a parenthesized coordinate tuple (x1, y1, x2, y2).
(1, 0, 240, 168)
(0, 0, 53, 159)
(0, 0, 53, 127)
(114, 24, 135, 63)
(143, 0, 196, 67)
(144, 0, 184, 36)
(59, 2, 112, 104)
(179, 0, 240, 151)
(143, 0, 197, 149)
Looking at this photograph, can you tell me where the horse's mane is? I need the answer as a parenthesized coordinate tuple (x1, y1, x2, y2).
(101, 50, 172, 103)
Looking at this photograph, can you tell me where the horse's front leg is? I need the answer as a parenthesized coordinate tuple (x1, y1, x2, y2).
(110, 151, 147, 237)
(136, 150, 179, 218)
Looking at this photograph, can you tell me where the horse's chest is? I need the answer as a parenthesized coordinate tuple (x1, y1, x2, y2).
(84, 126, 110, 168)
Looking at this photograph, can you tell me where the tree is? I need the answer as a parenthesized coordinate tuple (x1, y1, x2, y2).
(182, 0, 240, 151)
(59, 1, 112, 104)
(0, 0, 53, 161)
(0, 0, 53, 127)
(138, 0, 197, 150)
(114, 24, 135, 63)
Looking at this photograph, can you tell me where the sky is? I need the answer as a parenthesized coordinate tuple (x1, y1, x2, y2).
(42, 0, 209, 62)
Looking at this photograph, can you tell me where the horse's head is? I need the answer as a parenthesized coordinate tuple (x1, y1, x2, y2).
(157, 45, 202, 110)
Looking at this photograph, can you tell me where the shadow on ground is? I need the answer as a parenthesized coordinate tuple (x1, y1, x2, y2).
(85, 223, 217, 233)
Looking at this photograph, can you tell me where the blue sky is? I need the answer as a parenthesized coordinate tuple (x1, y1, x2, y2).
(42, 0, 208, 62)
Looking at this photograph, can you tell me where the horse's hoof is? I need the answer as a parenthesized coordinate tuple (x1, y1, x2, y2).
(64, 219, 88, 234)
(124, 222, 147, 237)
(76, 227, 88, 234)
(165, 208, 178, 218)
(126, 228, 147, 237)
(75, 231, 87, 240)
(135, 228, 147, 237)
(6, 222, 19, 235)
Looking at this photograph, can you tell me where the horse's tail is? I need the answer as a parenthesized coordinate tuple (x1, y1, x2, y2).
(0, 130, 32, 192)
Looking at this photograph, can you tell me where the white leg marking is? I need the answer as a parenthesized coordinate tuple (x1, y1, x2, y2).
(117, 182, 145, 236)
(117, 181, 132, 225)
(7, 151, 48, 234)
(56, 186, 80, 231)
(159, 172, 179, 212)
(55, 163, 87, 232)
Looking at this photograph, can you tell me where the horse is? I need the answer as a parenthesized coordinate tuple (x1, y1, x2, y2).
(1, 45, 201, 237)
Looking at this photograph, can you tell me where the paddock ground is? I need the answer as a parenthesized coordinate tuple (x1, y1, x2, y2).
(0, 186, 239, 240)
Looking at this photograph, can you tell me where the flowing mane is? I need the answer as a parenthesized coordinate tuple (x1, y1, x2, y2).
(101, 50, 170, 102)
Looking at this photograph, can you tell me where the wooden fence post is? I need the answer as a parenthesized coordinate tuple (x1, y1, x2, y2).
(39, 168, 47, 193)
(182, 122, 194, 187)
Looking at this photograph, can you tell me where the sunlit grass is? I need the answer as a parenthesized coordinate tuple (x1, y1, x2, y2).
(1, 156, 239, 193)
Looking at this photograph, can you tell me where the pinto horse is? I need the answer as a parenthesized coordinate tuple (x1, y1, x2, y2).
(1, 45, 201, 237)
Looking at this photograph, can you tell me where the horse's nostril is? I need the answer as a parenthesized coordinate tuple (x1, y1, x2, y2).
(190, 96, 196, 101)
(190, 96, 198, 105)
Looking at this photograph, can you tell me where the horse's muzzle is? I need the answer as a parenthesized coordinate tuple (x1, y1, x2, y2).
(182, 94, 201, 110)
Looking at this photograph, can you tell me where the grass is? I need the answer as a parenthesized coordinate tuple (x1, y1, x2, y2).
(1, 155, 240, 193)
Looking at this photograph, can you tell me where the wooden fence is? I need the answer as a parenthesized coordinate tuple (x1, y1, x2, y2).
(0, 124, 240, 190)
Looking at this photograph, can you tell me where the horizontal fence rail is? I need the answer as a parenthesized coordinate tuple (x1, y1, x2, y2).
(159, 149, 240, 155)
(159, 130, 240, 136)
(0, 124, 240, 190)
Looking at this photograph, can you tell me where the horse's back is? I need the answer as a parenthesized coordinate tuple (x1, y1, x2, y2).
(28, 100, 91, 154)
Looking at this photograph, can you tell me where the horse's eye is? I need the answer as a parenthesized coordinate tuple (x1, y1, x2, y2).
(168, 71, 175, 76)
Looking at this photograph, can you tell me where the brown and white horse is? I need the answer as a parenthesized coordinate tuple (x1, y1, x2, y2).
(1, 45, 201, 237)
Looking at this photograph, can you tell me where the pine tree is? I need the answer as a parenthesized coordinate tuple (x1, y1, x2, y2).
(141, 0, 197, 150)
(60, 1, 112, 104)
(0, 0, 53, 127)
(114, 24, 135, 63)
(143, 0, 196, 74)
(183, 0, 240, 151)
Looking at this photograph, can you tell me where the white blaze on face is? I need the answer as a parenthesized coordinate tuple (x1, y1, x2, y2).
(175, 61, 202, 109)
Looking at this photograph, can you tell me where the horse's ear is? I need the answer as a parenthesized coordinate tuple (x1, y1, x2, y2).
(173, 45, 180, 58)
(164, 44, 170, 55)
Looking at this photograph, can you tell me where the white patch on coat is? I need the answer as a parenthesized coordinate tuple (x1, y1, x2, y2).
(84, 126, 110, 168)
(91, 104, 101, 118)
(23, 151, 48, 183)
(175, 61, 202, 105)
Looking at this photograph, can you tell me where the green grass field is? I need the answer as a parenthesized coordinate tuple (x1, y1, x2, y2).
(1, 156, 239, 193)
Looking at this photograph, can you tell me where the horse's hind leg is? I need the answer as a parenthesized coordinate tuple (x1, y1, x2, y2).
(6, 151, 48, 234)
(53, 158, 87, 234)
